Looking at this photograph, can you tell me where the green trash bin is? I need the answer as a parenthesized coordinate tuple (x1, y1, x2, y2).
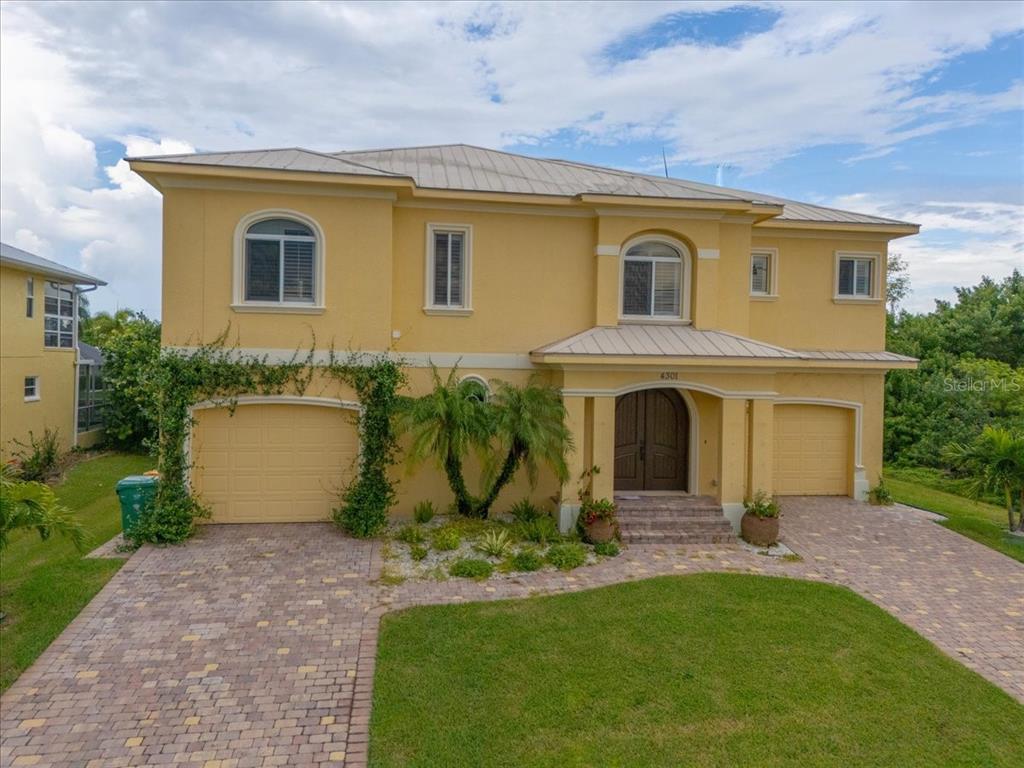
(115, 475, 158, 535)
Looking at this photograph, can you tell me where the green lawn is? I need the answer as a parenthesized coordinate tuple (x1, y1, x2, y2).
(370, 574, 1023, 768)
(886, 467, 1024, 564)
(0, 452, 152, 691)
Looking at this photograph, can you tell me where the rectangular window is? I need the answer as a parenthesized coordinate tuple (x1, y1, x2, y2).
(26, 277, 34, 317)
(428, 227, 470, 310)
(24, 376, 39, 400)
(44, 282, 74, 348)
(750, 252, 772, 295)
(244, 238, 315, 303)
(622, 260, 652, 315)
(837, 256, 875, 297)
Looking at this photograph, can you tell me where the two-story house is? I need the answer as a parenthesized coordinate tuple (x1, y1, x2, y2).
(0, 242, 107, 461)
(129, 145, 917, 534)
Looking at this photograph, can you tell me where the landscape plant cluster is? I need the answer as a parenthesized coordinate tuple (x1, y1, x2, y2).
(379, 498, 619, 583)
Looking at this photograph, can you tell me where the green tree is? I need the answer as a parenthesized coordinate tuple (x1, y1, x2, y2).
(80, 308, 141, 347)
(886, 253, 910, 315)
(96, 311, 161, 449)
(400, 369, 571, 518)
(0, 465, 85, 551)
(944, 426, 1024, 532)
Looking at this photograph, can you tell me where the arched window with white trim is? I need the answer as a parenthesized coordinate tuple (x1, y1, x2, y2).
(233, 211, 325, 310)
(244, 218, 317, 304)
(621, 239, 689, 319)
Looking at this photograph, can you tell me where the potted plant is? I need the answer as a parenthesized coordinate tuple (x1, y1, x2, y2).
(576, 465, 619, 543)
(741, 490, 780, 546)
(579, 498, 618, 543)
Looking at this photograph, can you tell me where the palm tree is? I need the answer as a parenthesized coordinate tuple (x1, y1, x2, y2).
(399, 370, 571, 519)
(398, 367, 494, 516)
(0, 464, 87, 551)
(944, 426, 1024, 532)
(477, 377, 571, 517)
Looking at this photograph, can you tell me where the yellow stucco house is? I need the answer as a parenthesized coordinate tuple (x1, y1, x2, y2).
(130, 145, 918, 538)
(0, 242, 107, 462)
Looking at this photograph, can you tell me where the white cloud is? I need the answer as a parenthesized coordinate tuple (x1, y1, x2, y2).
(832, 194, 1024, 312)
(0, 1, 1021, 315)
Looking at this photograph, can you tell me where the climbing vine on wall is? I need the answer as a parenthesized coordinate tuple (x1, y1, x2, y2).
(130, 336, 405, 544)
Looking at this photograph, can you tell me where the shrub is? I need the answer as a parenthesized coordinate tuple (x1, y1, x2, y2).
(510, 548, 543, 572)
(128, 494, 205, 545)
(11, 429, 61, 482)
(744, 490, 779, 519)
(869, 480, 895, 506)
(431, 526, 462, 551)
(508, 498, 543, 523)
(94, 310, 161, 450)
(395, 524, 426, 544)
(546, 542, 587, 571)
(593, 540, 621, 557)
(515, 515, 560, 545)
(409, 544, 428, 561)
(413, 500, 436, 524)
(579, 497, 617, 525)
(448, 558, 494, 580)
(474, 529, 513, 558)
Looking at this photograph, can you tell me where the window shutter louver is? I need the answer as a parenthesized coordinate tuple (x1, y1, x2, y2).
(653, 261, 680, 315)
(283, 240, 315, 302)
(448, 233, 463, 306)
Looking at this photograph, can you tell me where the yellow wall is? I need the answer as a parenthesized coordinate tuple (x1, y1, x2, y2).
(154, 177, 902, 518)
(0, 265, 77, 459)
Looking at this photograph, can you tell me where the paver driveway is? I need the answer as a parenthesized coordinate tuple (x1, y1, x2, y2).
(2, 498, 1021, 767)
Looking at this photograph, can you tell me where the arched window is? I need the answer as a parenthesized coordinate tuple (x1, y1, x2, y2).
(621, 240, 685, 318)
(243, 218, 317, 304)
(460, 374, 490, 403)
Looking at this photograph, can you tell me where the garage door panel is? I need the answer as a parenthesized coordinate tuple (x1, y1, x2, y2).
(192, 403, 359, 523)
(773, 405, 850, 496)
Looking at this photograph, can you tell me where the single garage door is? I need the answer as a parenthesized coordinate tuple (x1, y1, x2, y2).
(191, 402, 359, 523)
(773, 404, 850, 496)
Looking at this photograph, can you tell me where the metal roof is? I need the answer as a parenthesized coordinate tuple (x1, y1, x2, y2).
(0, 242, 106, 286)
(532, 324, 918, 364)
(131, 144, 916, 227)
(77, 341, 104, 364)
(533, 325, 803, 359)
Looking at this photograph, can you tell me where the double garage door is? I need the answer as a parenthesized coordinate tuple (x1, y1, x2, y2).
(773, 404, 851, 496)
(191, 402, 359, 523)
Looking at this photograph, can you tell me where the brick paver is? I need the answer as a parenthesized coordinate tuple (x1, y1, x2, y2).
(2, 499, 1021, 766)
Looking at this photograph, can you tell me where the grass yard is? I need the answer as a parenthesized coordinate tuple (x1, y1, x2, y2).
(886, 467, 1024, 564)
(0, 452, 152, 691)
(371, 574, 1024, 768)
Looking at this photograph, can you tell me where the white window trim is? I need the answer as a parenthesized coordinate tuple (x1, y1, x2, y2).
(43, 281, 76, 350)
(834, 251, 882, 303)
(618, 235, 692, 323)
(749, 247, 779, 299)
(424, 223, 473, 315)
(24, 375, 40, 402)
(459, 373, 491, 400)
(232, 209, 326, 312)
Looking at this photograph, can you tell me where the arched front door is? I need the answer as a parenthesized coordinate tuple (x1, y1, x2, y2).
(614, 389, 689, 492)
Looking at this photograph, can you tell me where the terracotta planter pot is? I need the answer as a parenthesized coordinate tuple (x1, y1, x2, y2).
(584, 518, 616, 544)
(741, 512, 779, 547)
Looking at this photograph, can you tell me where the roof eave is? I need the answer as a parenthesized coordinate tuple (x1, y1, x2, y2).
(754, 218, 920, 238)
(0, 256, 106, 286)
(530, 351, 918, 371)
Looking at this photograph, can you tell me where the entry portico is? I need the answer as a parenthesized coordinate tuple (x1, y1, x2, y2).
(531, 323, 916, 531)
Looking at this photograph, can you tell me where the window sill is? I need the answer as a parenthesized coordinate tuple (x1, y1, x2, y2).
(832, 296, 882, 305)
(750, 294, 778, 302)
(423, 307, 473, 317)
(231, 303, 325, 315)
(24, 396, 40, 403)
(618, 317, 691, 325)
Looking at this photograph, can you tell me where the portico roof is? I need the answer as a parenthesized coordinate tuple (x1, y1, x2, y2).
(531, 324, 917, 368)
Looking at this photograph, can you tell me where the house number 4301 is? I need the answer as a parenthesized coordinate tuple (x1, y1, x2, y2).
(659, 372, 679, 380)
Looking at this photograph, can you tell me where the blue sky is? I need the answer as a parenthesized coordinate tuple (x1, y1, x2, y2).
(1, 1, 1021, 317)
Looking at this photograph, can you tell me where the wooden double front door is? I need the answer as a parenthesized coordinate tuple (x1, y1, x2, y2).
(614, 389, 689, 492)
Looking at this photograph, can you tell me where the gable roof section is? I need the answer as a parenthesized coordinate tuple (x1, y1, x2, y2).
(0, 242, 106, 286)
(532, 324, 917, 366)
(130, 143, 915, 228)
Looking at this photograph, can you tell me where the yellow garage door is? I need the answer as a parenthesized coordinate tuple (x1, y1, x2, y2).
(773, 405, 850, 496)
(191, 403, 359, 523)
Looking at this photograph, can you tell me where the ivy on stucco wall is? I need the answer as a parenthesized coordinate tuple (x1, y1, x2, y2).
(129, 337, 405, 544)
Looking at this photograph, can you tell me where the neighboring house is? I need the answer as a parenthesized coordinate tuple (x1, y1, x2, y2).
(0, 242, 107, 461)
(129, 145, 918, 532)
